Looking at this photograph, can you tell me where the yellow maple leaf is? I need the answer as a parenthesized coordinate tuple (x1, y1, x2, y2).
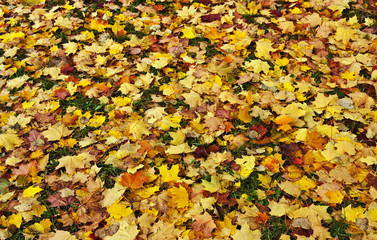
(128, 120, 151, 140)
(101, 182, 126, 207)
(7, 213, 23, 228)
(182, 91, 202, 108)
(107, 200, 133, 220)
(232, 222, 261, 240)
(169, 129, 185, 145)
(168, 185, 190, 210)
(238, 106, 251, 123)
(343, 205, 364, 222)
(22, 101, 35, 109)
(202, 175, 222, 193)
(325, 190, 344, 204)
(56, 152, 94, 175)
(0, 133, 23, 151)
(159, 164, 181, 182)
(23, 186, 43, 198)
(235, 155, 255, 177)
(295, 176, 317, 192)
(275, 57, 289, 67)
(181, 27, 196, 39)
(42, 125, 73, 141)
(24, 222, 45, 235)
(258, 173, 271, 188)
(255, 38, 275, 60)
(359, 156, 377, 165)
(334, 27, 355, 44)
(88, 115, 106, 127)
(63, 42, 78, 55)
(274, 115, 295, 132)
(165, 143, 194, 155)
(134, 186, 160, 198)
(40, 219, 52, 233)
(245, 59, 271, 74)
(279, 181, 301, 197)
(104, 220, 139, 240)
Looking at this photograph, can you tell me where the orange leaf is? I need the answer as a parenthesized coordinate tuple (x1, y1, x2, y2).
(137, 140, 153, 155)
(224, 122, 234, 133)
(256, 212, 270, 223)
(274, 115, 295, 125)
(274, 115, 295, 132)
(153, 4, 165, 11)
(306, 130, 327, 150)
(94, 82, 110, 93)
(119, 171, 149, 189)
(61, 113, 78, 125)
(224, 55, 233, 63)
(64, 76, 79, 84)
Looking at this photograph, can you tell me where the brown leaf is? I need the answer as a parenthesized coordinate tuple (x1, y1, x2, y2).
(192, 212, 216, 238)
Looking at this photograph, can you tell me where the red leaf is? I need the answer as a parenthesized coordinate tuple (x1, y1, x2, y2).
(250, 125, 268, 140)
(54, 88, 70, 99)
(61, 64, 75, 75)
(153, 4, 165, 11)
(292, 157, 303, 165)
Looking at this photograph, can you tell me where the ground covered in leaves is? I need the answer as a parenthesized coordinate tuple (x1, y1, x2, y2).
(1, 0, 377, 239)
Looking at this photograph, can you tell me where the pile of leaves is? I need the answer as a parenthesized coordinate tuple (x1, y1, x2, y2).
(1, 0, 377, 239)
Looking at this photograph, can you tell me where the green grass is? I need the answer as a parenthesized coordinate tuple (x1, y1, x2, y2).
(324, 219, 351, 240)
(231, 171, 261, 200)
(96, 163, 124, 188)
(72, 126, 96, 140)
(262, 216, 291, 240)
(60, 93, 105, 115)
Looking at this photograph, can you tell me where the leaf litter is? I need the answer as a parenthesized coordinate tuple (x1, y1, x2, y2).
(1, 0, 377, 239)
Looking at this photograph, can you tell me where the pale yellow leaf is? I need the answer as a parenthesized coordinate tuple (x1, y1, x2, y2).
(232, 222, 261, 240)
(101, 182, 126, 207)
(0, 133, 23, 151)
(42, 125, 73, 141)
(165, 143, 194, 155)
(104, 221, 139, 240)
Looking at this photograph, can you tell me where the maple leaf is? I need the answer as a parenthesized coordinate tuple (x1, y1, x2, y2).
(128, 120, 151, 140)
(192, 212, 216, 238)
(56, 152, 95, 175)
(167, 185, 190, 211)
(149, 220, 183, 240)
(165, 143, 194, 155)
(61, 113, 79, 125)
(50, 230, 78, 240)
(232, 222, 261, 240)
(101, 182, 126, 207)
(202, 175, 222, 193)
(107, 200, 133, 220)
(238, 106, 252, 123)
(255, 38, 275, 60)
(42, 125, 73, 141)
(244, 59, 271, 74)
(235, 155, 256, 177)
(201, 14, 221, 22)
(0, 133, 23, 151)
(23, 186, 43, 198)
(274, 115, 295, 132)
(119, 171, 148, 189)
(159, 164, 180, 182)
